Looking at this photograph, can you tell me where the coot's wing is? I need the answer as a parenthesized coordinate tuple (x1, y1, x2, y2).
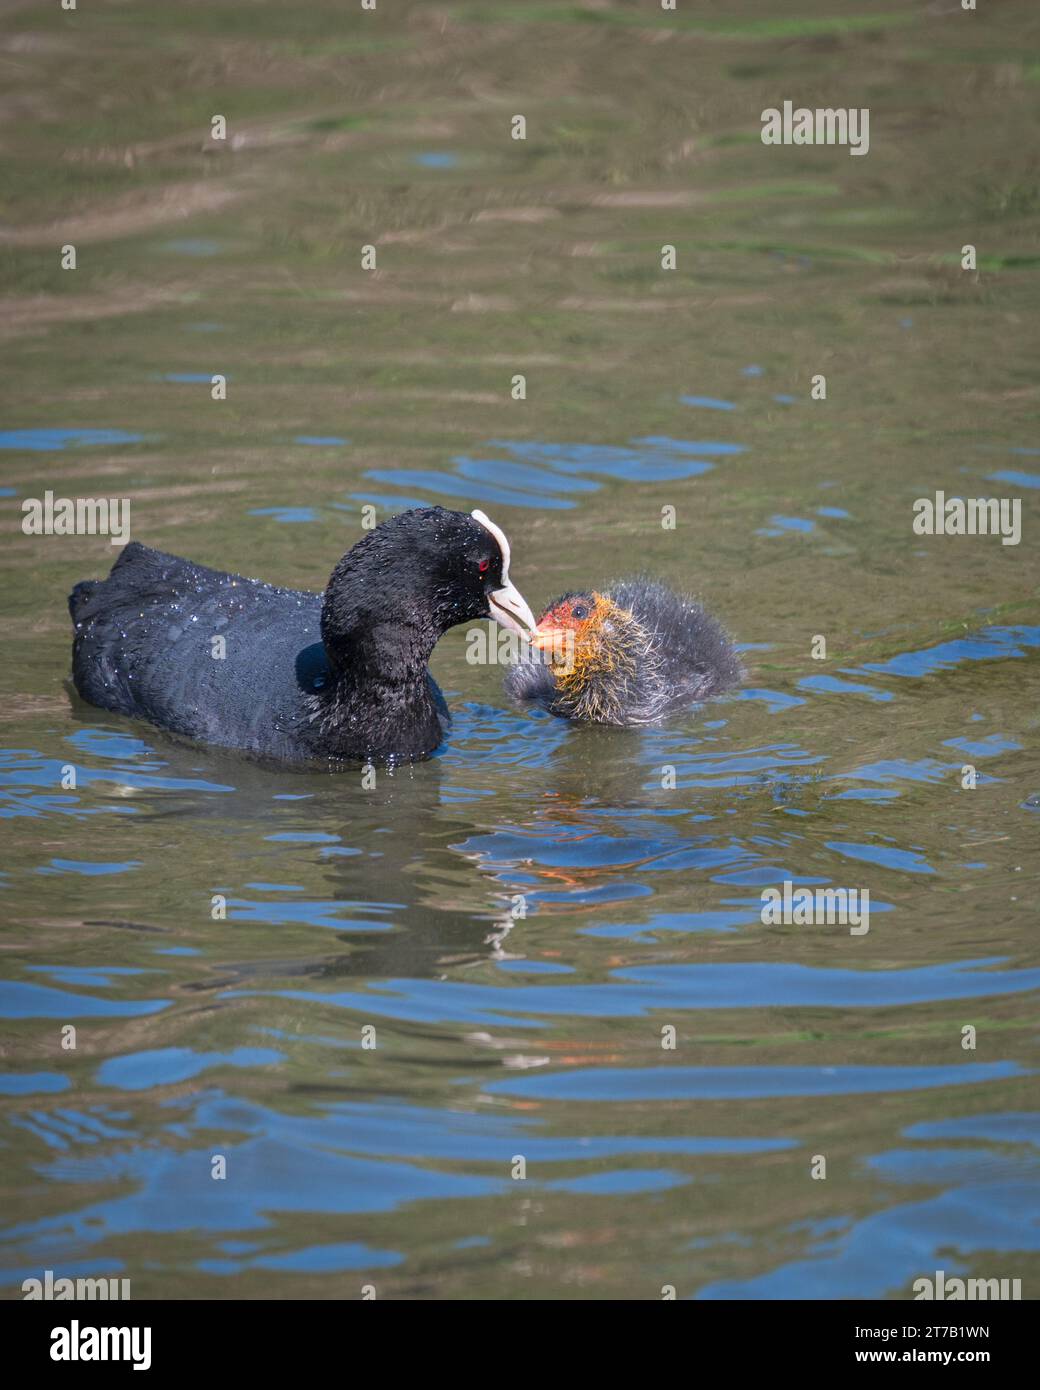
(70, 541, 324, 756)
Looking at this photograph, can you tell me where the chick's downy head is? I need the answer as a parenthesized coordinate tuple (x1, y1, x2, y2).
(530, 590, 654, 723)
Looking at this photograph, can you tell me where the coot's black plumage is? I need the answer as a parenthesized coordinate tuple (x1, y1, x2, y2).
(504, 577, 743, 725)
(70, 506, 535, 765)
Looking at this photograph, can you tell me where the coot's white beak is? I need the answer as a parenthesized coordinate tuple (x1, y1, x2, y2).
(472, 509, 537, 637)
(489, 581, 537, 638)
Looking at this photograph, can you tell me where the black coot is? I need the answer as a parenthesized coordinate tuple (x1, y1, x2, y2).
(504, 578, 743, 725)
(70, 507, 535, 765)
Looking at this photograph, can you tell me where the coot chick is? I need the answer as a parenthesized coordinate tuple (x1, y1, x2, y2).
(70, 507, 536, 765)
(504, 578, 743, 725)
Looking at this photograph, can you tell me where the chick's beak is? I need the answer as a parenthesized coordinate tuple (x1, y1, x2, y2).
(529, 623, 569, 651)
(488, 580, 537, 637)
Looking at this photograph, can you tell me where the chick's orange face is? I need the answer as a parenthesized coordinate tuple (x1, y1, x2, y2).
(529, 592, 607, 674)
(537, 593, 599, 634)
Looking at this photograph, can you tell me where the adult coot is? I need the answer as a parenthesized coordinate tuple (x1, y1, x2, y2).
(504, 578, 743, 725)
(70, 507, 535, 765)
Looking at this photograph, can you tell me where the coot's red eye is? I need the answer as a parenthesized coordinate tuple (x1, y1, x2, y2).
(478, 557, 490, 574)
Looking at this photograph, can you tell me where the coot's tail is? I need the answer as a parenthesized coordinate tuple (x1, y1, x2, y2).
(68, 580, 97, 622)
(68, 542, 148, 623)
